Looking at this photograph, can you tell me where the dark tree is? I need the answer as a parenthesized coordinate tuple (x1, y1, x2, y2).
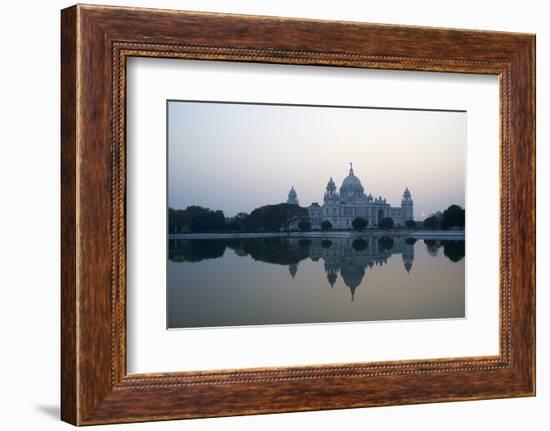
(191, 209, 226, 232)
(168, 206, 226, 233)
(321, 220, 333, 231)
(405, 219, 416, 229)
(245, 203, 308, 232)
(352, 217, 368, 231)
(298, 219, 312, 231)
(352, 238, 368, 252)
(225, 212, 249, 231)
(442, 205, 465, 229)
(168, 207, 194, 233)
(379, 217, 394, 230)
(405, 237, 417, 245)
(224, 219, 240, 231)
(423, 215, 438, 230)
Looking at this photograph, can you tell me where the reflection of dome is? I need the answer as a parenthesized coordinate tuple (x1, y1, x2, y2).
(326, 270, 338, 287)
(340, 164, 364, 194)
(289, 263, 298, 278)
(340, 259, 365, 301)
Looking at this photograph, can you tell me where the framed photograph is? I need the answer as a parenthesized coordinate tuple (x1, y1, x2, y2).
(61, 4, 535, 425)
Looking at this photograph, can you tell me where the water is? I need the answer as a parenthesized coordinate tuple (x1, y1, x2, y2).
(167, 235, 465, 329)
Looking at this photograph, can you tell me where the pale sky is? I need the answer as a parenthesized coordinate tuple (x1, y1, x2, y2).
(168, 101, 465, 220)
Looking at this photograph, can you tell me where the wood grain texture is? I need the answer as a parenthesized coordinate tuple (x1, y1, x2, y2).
(60, 4, 535, 425)
(60, 5, 78, 425)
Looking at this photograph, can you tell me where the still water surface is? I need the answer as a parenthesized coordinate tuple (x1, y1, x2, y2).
(168, 235, 465, 329)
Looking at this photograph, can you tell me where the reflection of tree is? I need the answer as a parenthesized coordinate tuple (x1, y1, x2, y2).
(321, 239, 333, 249)
(405, 237, 417, 245)
(378, 236, 394, 251)
(169, 235, 464, 300)
(442, 240, 465, 262)
(298, 239, 312, 249)
(237, 238, 310, 266)
(422, 239, 464, 262)
(168, 239, 226, 262)
(352, 238, 368, 251)
(424, 239, 441, 256)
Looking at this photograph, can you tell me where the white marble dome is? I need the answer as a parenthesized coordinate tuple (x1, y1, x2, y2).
(340, 164, 364, 194)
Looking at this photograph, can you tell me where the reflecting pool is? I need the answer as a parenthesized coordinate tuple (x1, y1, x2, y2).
(167, 235, 465, 329)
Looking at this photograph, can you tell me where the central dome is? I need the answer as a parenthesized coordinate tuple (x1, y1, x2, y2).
(341, 174, 363, 190)
(340, 163, 364, 194)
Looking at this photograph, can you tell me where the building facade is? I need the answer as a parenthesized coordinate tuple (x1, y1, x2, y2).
(287, 163, 413, 229)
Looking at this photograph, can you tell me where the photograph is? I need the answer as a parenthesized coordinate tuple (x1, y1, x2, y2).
(167, 101, 466, 329)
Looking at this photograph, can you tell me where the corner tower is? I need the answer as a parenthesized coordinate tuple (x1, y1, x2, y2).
(287, 186, 299, 206)
(401, 187, 414, 221)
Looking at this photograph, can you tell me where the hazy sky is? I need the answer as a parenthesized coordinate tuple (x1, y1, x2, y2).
(168, 101, 465, 220)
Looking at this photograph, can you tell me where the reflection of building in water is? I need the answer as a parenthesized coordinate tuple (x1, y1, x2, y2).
(287, 163, 413, 228)
(169, 235, 435, 301)
(291, 236, 415, 301)
(288, 263, 298, 278)
(402, 243, 414, 273)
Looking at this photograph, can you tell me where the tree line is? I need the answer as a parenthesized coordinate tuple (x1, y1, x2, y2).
(168, 203, 308, 234)
(168, 203, 465, 234)
(169, 236, 464, 263)
(422, 205, 465, 230)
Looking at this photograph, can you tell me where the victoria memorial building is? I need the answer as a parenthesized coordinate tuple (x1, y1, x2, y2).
(287, 163, 414, 229)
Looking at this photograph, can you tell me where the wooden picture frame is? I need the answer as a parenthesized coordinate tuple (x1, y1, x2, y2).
(61, 4, 535, 425)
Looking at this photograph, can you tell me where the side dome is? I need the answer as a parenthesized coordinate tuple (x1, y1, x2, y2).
(325, 177, 337, 195)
